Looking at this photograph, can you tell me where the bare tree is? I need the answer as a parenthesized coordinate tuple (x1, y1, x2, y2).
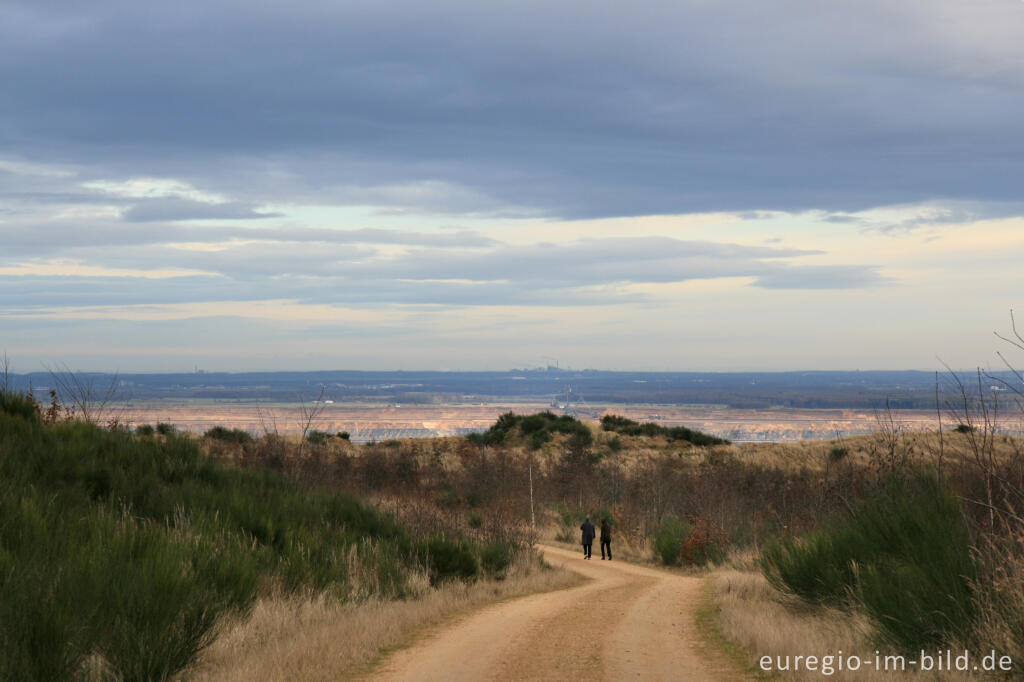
(870, 397, 909, 475)
(256, 404, 279, 436)
(46, 364, 121, 425)
(991, 308, 1024, 415)
(296, 384, 328, 458)
(936, 311, 1024, 533)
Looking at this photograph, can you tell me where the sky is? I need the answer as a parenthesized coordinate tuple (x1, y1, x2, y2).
(2, 0, 1024, 372)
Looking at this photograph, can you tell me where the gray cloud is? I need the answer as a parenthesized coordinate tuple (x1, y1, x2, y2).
(822, 214, 863, 225)
(344, 237, 826, 285)
(0, 274, 646, 309)
(2, 1, 1023, 217)
(0, 235, 884, 313)
(0, 221, 496, 258)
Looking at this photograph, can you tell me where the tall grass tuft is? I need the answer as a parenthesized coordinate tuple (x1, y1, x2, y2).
(761, 472, 978, 651)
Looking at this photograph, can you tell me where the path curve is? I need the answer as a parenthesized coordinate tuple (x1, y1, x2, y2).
(369, 544, 741, 681)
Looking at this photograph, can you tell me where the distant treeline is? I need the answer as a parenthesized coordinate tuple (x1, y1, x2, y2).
(7, 369, 1011, 410)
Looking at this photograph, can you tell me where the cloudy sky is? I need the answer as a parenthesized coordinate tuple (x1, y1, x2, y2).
(3, 0, 1023, 372)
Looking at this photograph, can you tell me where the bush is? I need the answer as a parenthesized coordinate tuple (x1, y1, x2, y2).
(0, 390, 38, 421)
(653, 515, 691, 566)
(761, 473, 978, 651)
(600, 414, 728, 445)
(336, 431, 351, 441)
(528, 431, 551, 450)
(679, 517, 728, 566)
(0, 411, 434, 680)
(471, 411, 592, 448)
(423, 537, 478, 584)
(306, 430, 331, 444)
(204, 426, 253, 443)
(135, 423, 155, 437)
(156, 422, 175, 435)
(480, 541, 514, 577)
(828, 445, 848, 462)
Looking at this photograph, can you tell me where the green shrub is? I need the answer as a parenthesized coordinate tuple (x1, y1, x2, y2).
(135, 423, 155, 437)
(156, 422, 175, 435)
(336, 431, 351, 441)
(306, 430, 331, 444)
(762, 473, 978, 651)
(0, 390, 38, 421)
(471, 411, 592, 448)
(480, 541, 514, 577)
(423, 537, 478, 584)
(599, 414, 639, 431)
(653, 515, 691, 566)
(528, 431, 551, 450)
(0, 411, 434, 680)
(600, 414, 728, 445)
(519, 414, 548, 434)
(204, 426, 253, 443)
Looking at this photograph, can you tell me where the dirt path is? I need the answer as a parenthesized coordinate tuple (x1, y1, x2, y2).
(369, 544, 743, 681)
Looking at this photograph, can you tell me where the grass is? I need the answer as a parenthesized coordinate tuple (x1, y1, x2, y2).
(761, 472, 978, 651)
(694, 578, 780, 680)
(189, 556, 581, 681)
(709, 568, 906, 682)
(0, 392, 524, 680)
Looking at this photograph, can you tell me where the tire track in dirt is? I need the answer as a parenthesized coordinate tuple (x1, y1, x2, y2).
(369, 544, 744, 681)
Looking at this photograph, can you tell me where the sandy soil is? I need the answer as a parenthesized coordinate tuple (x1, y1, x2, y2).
(368, 544, 744, 681)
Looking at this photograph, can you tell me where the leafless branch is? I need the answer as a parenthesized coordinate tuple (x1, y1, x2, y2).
(45, 364, 121, 425)
(296, 385, 328, 458)
(993, 308, 1024, 353)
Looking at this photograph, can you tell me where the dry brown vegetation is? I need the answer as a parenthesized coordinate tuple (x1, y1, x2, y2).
(188, 557, 581, 681)
(190, 397, 1024, 678)
(707, 567, 974, 682)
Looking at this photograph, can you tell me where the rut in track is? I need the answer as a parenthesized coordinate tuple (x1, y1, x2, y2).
(369, 544, 746, 681)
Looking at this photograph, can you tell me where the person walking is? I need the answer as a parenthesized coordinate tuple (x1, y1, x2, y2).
(580, 516, 595, 559)
(600, 518, 612, 560)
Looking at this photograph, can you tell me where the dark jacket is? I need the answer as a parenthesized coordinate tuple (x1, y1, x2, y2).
(600, 520, 611, 542)
(580, 519, 596, 544)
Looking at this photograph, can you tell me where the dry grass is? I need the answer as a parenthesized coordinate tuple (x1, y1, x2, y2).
(971, 552, 1024, 667)
(186, 555, 581, 682)
(708, 567, 970, 681)
(724, 430, 1024, 473)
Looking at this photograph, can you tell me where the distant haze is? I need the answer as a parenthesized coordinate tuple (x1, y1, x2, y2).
(2, 1, 1023, 372)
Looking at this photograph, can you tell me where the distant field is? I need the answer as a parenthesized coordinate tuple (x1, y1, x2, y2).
(112, 401, 1023, 442)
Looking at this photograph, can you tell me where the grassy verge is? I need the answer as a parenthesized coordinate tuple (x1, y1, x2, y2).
(189, 555, 582, 681)
(0, 393, 524, 681)
(761, 472, 977, 651)
(706, 566, 982, 682)
(695, 578, 778, 680)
